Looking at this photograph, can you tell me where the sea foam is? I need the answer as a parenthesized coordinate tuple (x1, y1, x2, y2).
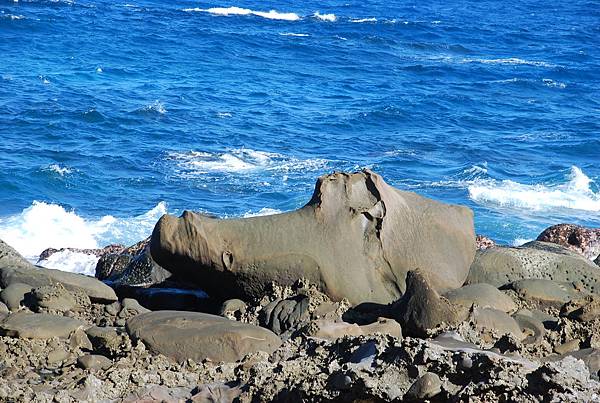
(313, 11, 337, 22)
(167, 148, 328, 176)
(183, 7, 300, 21)
(468, 166, 600, 212)
(0, 201, 167, 262)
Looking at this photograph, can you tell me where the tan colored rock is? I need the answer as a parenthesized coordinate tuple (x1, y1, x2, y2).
(508, 279, 583, 307)
(471, 307, 525, 341)
(126, 311, 282, 363)
(150, 170, 475, 305)
(0, 283, 32, 311)
(0, 312, 84, 339)
(309, 318, 402, 340)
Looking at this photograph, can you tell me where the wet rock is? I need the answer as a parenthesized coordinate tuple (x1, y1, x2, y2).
(444, 283, 516, 313)
(0, 312, 84, 339)
(95, 254, 132, 281)
(150, 169, 475, 305)
(536, 224, 600, 261)
(0, 283, 32, 311)
(77, 354, 112, 370)
(507, 279, 583, 307)
(391, 270, 460, 338)
(39, 244, 124, 261)
(126, 311, 282, 363)
(471, 307, 525, 341)
(405, 372, 442, 400)
(467, 241, 600, 293)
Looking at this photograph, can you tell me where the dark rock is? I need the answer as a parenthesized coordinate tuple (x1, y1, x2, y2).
(95, 254, 132, 281)
(126, 311, 282, 363)
(467, 241, 600, 293)
(536, 224, 600, 261)
(39, 244, 124, 262)
(390, 270, 460, 338)
(150, 169, 475, 305)
(260, 295, 310, 335)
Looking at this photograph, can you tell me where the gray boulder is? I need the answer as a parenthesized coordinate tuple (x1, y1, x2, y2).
(0, 311, 84, 339)
(0, 282, 32, 311)
(150, 170, 475, 305)
(444, 283, 517, 313)
(126, 311, 282, 363)
(507, 279, 584, 307)
(467, 241, 600, 292)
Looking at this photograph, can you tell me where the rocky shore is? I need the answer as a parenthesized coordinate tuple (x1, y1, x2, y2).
(1, 170, 600, 402)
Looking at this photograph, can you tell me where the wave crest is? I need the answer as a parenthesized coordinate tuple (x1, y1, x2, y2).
(183, 7, 300, 21)
(468, 166, 600, 212)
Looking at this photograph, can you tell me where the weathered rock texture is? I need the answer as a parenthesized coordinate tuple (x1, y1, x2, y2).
(467, 241, 600, 292)
(536, 224, 600, 262)
(150, 169, 475, 304)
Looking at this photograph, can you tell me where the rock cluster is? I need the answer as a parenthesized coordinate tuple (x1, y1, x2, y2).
(2, 171, 600, 401)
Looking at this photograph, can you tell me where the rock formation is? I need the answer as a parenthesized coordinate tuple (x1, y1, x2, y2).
(150, 169, 476, 304)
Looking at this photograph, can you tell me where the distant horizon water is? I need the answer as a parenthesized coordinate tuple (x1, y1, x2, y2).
(1, 0, 599, 274)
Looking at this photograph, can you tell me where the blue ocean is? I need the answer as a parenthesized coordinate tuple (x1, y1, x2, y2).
(1, 0, 599, 273)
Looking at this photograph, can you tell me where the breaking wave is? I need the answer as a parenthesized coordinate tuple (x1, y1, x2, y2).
(183, 7, 300, 21)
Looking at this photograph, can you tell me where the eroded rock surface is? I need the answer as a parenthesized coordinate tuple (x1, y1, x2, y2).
(151, 169, 475, 304)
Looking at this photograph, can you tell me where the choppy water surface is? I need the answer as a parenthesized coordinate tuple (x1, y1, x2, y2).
(1, 0, 599, 271)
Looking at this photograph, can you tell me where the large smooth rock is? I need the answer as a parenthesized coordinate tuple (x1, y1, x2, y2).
(471, 307, 524, 341)
(536, 224, 600, 261)
(150, 170, 475, 305)
(0, 239, 117, 303)
(507, 279, 584, 307)
(0, 312, 84, 339)
(390, 270, 460, 338)
(444, 283, 517, 313)
(467, 241, 600, 292)
(126, 311, 282, 363)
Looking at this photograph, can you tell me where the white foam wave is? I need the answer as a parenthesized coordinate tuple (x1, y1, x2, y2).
(0, 201, 167, 262)
(542, 78, 566, 88)
(183, 7, 300, 21)
(242, 208, 283, 218)
(462, 57, 555, 68)
(96, 66, 103, 73)
(217, 112, 232, 118)
(511, 238, 533, 247)
(44, 164, 73, 176)
(141, 100, 166, 114)
(313, 11, 336, 22)
(2, 13, 25, 20)
(350, 17, 377, 23)
(468, 166, 600, 212)
(167, 148, 328, 176)
(279, 32, 309, 37)
(37, 250, 100, 276)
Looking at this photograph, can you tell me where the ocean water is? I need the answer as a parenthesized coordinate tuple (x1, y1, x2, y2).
(1, 0, 599, 273)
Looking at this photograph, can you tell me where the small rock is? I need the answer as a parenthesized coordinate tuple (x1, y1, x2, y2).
(390, 270, 460, 338)
(77, 354, 112, 370)
(471, 307, 525, 341)
(220, 299, 247, 319)
(476, 235, 496, 250)
(329, 372, 353, 390)
(105, 301, 121, 316)
(0, 282, 32, 311)
(32, 283, 78, 312)
(561, 295, 600, 322)
(0, 302, 8, 314)
(513, 313, 545, 345)
(508, 279, 582, 307)
(555, 340, 580, 355)
(47, 347, 69, 365)
(118, 298, 150, 318)
(405, 372, 442, 400)
(191, 383, 241, 403)
(70, 328, 93, 350)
